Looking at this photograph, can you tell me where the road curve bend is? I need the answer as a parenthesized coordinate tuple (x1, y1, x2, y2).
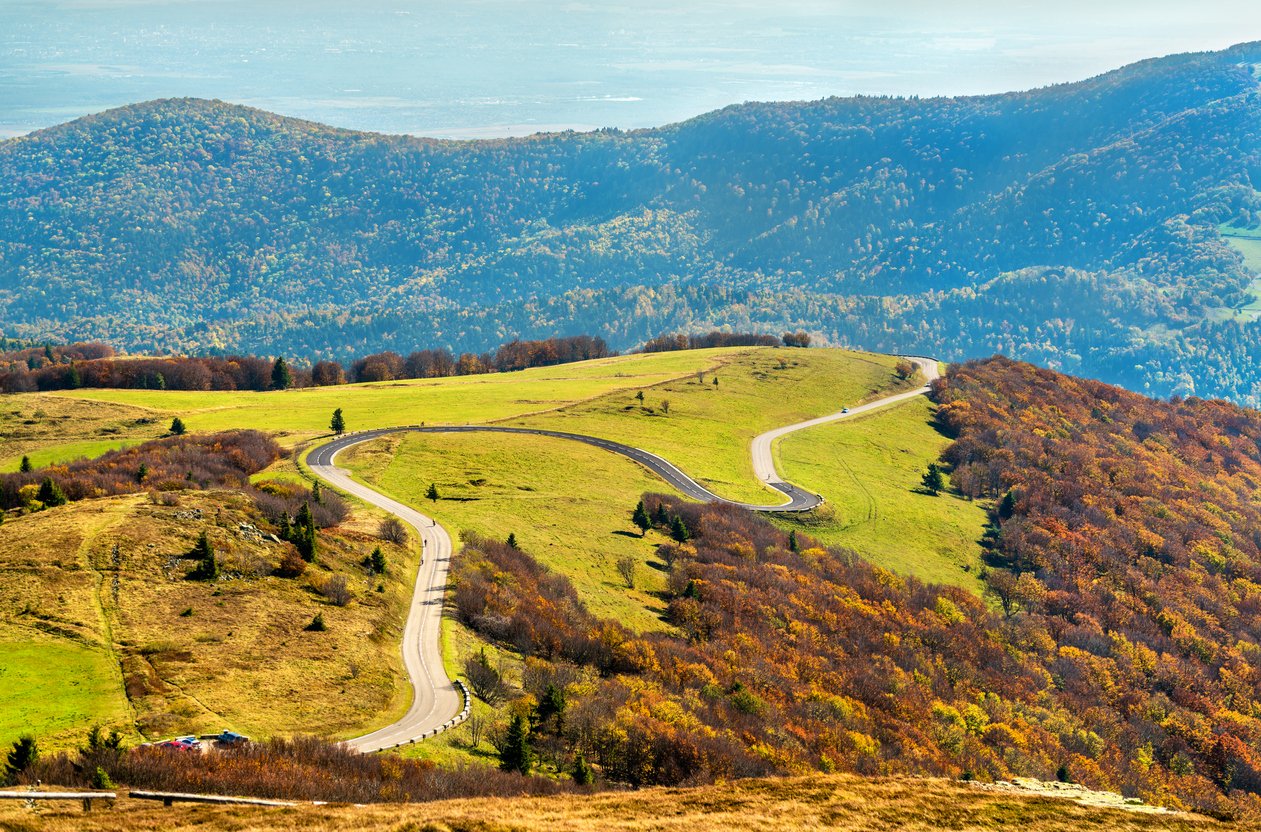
(750, 355, 940, 489)
(310, 354, 940, 750)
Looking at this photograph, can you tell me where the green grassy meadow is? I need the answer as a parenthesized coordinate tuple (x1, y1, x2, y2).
(1222, 224, 1261, 271)
(2, 349, 731, 471)
(513, 348, 907, 504)
(0, 639, 132, 748)
(774, 395, 988, 593)
(55, 350, 725, 434)
(340, 431, 674, 631)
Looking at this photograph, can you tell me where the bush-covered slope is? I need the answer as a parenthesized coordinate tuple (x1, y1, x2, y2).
(2, 44, 1261, 399)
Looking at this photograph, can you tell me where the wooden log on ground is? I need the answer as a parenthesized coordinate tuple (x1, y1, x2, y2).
(128, 790, 296, 807)
(0, 790, 117, 811)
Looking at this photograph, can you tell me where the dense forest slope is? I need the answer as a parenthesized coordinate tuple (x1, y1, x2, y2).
(2, 43, 1261, 399)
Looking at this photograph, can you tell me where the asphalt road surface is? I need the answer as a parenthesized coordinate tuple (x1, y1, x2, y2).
(309, 355, 939, 750)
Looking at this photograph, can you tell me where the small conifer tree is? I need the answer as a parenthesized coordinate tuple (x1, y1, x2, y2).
(632, 500, 651, 536)
(670, 514, 690, 544)
(4, 736, 38, 785)
(271, 357, 292, 390)
(190, 530, 218, 580)
(922, 462, 945, 495)
(498, 713, 533, 775)
(36, 477, 67, 507)
(570, 753, 595, 786)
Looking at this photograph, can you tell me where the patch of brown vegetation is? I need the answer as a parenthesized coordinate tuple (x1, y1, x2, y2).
(0, 774, 1219, 832)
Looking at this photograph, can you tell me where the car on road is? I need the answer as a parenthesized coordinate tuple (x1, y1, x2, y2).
(841, 407, 850, 414)
(214, 730, 250, 746)
(159, 736, 201, 751)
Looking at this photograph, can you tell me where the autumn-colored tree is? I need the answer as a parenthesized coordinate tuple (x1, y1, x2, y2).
(616, 556, 637, 588)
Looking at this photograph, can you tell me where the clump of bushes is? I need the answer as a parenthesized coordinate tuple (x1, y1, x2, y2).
(0, 430, 281, 510)
(21, 735, 572, 803)
(379, 517, 409, 545)
(251, 480, 348, 529)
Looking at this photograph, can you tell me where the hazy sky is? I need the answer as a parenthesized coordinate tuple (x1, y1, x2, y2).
(1, 0, 1259, 138)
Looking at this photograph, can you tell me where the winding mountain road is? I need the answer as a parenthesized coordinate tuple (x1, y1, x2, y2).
(309, 354, 939, 751)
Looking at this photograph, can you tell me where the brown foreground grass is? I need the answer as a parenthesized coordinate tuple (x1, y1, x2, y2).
(0, 774, 1224, 832)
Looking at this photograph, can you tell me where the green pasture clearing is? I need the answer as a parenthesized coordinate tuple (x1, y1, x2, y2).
(3, 438, 140, 472)
(5, 350, 735, 468)
(514, 348, 909, 504)
(52, 350, 728, 436)
(0, 639, 133, 751)
(340, 431, 674, 631)
(774, 395, 988, 593)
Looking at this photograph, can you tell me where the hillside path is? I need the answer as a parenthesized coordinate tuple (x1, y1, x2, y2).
(308, 354, 939, 751)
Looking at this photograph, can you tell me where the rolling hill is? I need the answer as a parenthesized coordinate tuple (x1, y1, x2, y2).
(2, 44, 1261, 400)
(9, 344, 1261, 817)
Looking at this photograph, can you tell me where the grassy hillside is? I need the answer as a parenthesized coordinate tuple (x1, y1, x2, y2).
(334, 348, 981, 770)
(775, 395, 988, 593)
(0, 774, 1210, 831)
(4, 346, 977, 762)
(337, 347, 934, 626)
(511, 347, 905, 504)
(340, 431, 672, 630)
(1, 348, 727, 469)
(0, 490, 419, 750)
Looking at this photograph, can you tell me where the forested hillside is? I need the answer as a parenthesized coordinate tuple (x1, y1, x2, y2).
(2, 43, 1261, 400)
(425, 358, 1261, 819)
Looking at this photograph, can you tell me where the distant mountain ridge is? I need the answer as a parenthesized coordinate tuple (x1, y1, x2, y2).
(2, 43, 1260, 400)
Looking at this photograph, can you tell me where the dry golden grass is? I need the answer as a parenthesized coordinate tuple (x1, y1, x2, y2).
(3, 349, 733, 470)
(0, 774, 1220, 831)
(0, 394, 159, 467)
(0, 490, 421, 749)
